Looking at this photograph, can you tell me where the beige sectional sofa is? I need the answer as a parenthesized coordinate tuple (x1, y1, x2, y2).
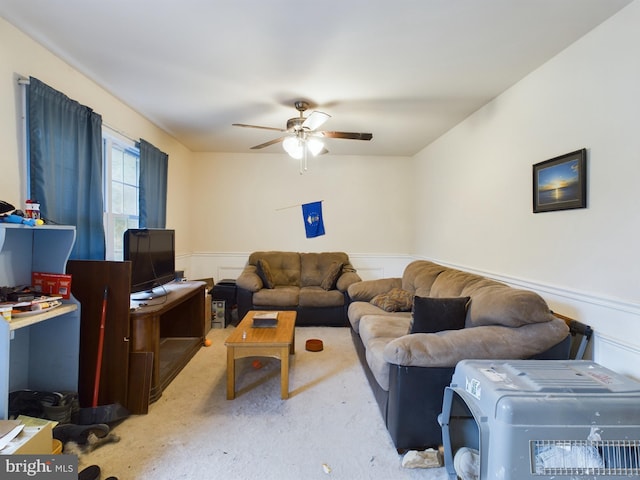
(236, 251, 361, 326)
(347, 260, 570, 451)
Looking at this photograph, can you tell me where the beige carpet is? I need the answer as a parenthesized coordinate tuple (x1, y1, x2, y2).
(80, 326, 449, 480)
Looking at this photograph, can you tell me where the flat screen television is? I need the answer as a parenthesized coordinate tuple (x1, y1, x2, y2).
(124, 228, 176, 300)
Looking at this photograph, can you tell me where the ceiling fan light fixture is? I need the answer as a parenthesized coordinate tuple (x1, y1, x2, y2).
(307, 137, 324, 156)
(283, 136, 304, 159)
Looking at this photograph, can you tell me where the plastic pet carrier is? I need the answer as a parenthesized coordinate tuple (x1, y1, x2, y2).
(439, 360, 640, 479)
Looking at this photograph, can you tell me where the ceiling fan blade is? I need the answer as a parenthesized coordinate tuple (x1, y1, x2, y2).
(320, 131, 373, 141)
(302, 111, 330, 131)
(233, 123, 286, 132)
(250, 137, 287, 149)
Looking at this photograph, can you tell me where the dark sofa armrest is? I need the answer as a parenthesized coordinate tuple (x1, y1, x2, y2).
(347, 278, 402, 302)
(235, 265, 263, 292)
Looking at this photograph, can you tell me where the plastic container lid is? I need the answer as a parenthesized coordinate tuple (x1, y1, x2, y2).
(52, 439, 63, 454)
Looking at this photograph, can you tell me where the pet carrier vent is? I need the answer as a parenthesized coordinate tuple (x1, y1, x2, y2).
(532, 439, 640, 476)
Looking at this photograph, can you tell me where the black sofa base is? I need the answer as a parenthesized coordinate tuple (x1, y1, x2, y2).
(351, 328, 571, 452)
(237, 287, 349, 327)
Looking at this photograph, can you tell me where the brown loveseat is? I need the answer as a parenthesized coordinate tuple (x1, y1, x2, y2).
(347, 260, 570, 451)
(236, 251, 361, 326)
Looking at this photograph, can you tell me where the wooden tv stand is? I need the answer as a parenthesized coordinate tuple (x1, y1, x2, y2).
(129, 281, 205, 410)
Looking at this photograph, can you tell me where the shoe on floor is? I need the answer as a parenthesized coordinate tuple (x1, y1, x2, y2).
(78, 465, 100, 480)
(453, 447, 480, 480)
(53, 423, 109, 444)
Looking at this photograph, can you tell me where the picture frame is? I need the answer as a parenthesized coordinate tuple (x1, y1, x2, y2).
(533, 148, 587, 213)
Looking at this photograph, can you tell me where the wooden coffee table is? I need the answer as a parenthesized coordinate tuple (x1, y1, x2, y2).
(225, 310, 296, 400)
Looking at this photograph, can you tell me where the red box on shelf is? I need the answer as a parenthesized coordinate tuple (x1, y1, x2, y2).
(31, 272, 72, 299)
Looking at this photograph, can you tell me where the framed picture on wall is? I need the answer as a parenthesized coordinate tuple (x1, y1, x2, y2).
(533, 148, 587, 213)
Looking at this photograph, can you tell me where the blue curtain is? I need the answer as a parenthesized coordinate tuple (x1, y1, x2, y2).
(138, 139, 168, 228)
(28, 77, 105, 260)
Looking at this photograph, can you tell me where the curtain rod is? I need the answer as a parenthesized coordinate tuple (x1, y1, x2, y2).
(103, 123, 139, 145)
(18, 76, 140, 145)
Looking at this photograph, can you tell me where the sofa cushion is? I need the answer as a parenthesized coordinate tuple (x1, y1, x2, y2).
(467, 285, 555, 327)
(248, 251, 301, 286)
(321, 261, 343, 290)
(401, 261, 448, 297)
(370, 288, 414, 312)
(410, 296, 470, 334)
(300, 252, 349, 287)
(429, 269, 486, 298)
(336, 270, 363, 292)
(256, 259, 275, 289)
(235, 265, 262, 291)
(347, 301, 412, 333)
(359, 315, 413, 391)
(298, 286, 344, 308)
(252, 286, 299, 307)
(359, 315, 412, 348)
(365, 338, 394, 392)
(348, 278, 403, 302)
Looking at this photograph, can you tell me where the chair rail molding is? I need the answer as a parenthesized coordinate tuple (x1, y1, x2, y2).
(416, 256, 640, 380)
(186, 251, 640, 379)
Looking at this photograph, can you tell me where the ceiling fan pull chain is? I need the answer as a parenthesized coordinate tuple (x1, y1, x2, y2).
(300, 144, 308, 175)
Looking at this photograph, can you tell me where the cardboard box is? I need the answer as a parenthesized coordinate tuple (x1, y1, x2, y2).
(32, 272, 72, 299)
(0, 422, 53, 455)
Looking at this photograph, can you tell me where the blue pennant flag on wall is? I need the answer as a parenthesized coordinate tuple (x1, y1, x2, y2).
(301, 201, 325, 238)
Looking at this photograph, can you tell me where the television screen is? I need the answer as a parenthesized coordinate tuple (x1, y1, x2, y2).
(123, 228, 175, 299)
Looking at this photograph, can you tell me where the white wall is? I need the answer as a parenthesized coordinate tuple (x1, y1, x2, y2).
(186, 151, 414, 279)
(412, 1, 640, 378)
(0, 17, 195, 259)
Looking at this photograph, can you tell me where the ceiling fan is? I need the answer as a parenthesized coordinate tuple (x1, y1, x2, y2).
(232, 101, 373, 173)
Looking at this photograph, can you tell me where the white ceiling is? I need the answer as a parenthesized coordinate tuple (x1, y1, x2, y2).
(1, 0, 633, 156)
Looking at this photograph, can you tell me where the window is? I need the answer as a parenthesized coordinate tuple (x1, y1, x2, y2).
(103, 132, 139, 260)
